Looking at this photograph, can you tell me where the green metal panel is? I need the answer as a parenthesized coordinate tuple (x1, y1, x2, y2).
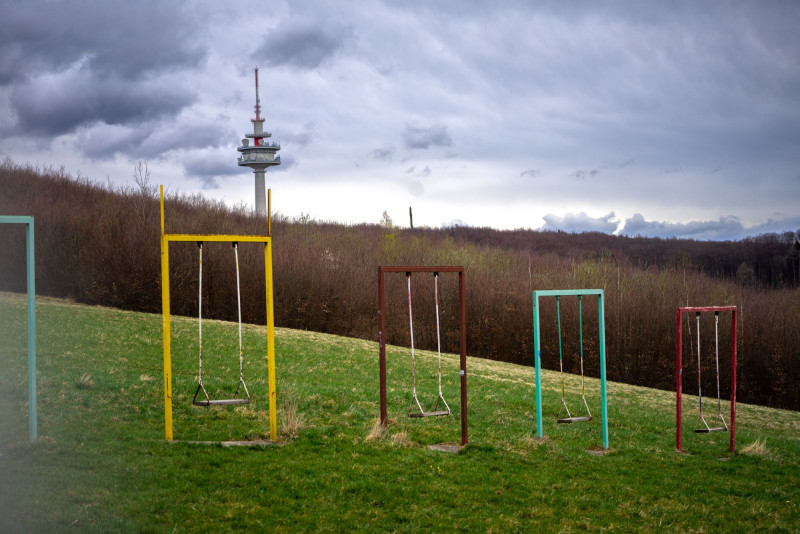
(0, 216, 36, 442)
(532, 289, 608, 449)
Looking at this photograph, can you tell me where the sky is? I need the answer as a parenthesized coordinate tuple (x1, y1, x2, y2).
(1, 0, 799, 241)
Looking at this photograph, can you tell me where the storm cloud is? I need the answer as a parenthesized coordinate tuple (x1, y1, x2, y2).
(0, 1, 203, 84)
(252, 20, 355, 70)
(620, 213, 800, 241)
(1, 0, 203, 141)
(10, 69, 194, 137)
(1, 1, 798, 238)
(403, 123, 452, 150)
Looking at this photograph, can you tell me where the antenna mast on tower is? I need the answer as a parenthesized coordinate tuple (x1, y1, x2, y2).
(254, 67, 262, 121)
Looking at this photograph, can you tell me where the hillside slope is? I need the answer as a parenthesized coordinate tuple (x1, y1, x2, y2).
(1, 293, 798, 531)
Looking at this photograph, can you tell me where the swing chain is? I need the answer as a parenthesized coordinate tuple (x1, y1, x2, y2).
(433, 273, 450, 415)
(195, 242, 209, 403)
(694, 311, 728, 433)
(192, 241, 250, 406)
(232, 243, 250, 401)
(407, 272, 450, 418)
(557, 294, 592, 424)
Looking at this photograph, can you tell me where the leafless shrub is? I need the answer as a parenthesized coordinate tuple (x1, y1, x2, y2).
(77, 373, 94, 389)
(741, 438, 767, 456)
(280, 388, 305, 440)
(365, 418, 386, 442)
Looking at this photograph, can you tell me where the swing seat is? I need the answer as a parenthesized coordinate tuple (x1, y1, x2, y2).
(409, 410, 450, 418)
(694, 415, 728, 433)
(408, 393, 451, 418)
(557, 397, 592, 424)
(192, 383, 250, 407)
(558, 415, 592, 424)
(694, 426, 726, 434)
(193, 398, 251, 407)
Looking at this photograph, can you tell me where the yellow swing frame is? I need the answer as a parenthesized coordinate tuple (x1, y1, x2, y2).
(159, 185, 277, 441)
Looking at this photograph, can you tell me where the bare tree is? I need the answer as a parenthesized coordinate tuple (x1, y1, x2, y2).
(133, 160, 156, 198)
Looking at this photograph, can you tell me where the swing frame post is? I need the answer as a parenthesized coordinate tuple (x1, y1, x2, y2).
(378, 266, 468, 445)
(160, 186, 277, 442)
(532, 289, 608, 450)
(676, 305, 737, 453)
(0, 216, 37, 442)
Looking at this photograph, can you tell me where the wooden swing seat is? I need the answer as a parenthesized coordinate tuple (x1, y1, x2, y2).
(409, 410, 450, 418)
(694, 426, 727, 433)
(558, 415, 592, 424)
(193, 397, 251, 407)
(192, 381, 250, 407)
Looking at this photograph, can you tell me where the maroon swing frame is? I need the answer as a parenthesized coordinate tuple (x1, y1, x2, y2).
(676, 306, 737, 453)
(378, 266, 468, 445)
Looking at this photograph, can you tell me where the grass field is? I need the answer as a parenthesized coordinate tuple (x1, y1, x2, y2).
(1, 291, 798, 532)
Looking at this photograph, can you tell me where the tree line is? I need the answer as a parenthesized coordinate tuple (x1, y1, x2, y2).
(1, 161, 798, 410)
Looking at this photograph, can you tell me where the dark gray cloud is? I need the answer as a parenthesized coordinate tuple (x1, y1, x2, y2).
(620, 214, 745, 240)
(404, 166, 432, 178)
(747, 217, 800, 237)
(279, 130, 313, 148)
(541, 212, 619, 234)
(76, 127, 150, 160)
(403, 123, 452, 150)
(0, 1, 204, 84)
(414, 166, 432, 178)
(9, 69, 194, 137)
(572, 169, 601, 181)
(1, 1, 798, 238)
(370, 147, 395, 162)
(268, 153, 297, 172)
(620, 213, 800, 241)
(520, 169, 541, 179)
(183, 151, 296, 189)
(134, 123, 234, 160)
(183, 153, 242, 189)
(1, 1, 204, 141)
(433, 1, 800, 169)
(77, 119, 233, 160)
(253, 20, 354, 70)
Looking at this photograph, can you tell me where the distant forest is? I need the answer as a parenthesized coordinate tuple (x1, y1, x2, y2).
(409, 222, 800, 290)
(1, 161, 799, 410)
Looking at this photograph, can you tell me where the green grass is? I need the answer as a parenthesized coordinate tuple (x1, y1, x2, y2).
(1, 291, 798, 532)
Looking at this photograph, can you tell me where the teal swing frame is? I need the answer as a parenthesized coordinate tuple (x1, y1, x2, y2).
(532, 289, 608, 450)
(0, 216, 37, 442)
